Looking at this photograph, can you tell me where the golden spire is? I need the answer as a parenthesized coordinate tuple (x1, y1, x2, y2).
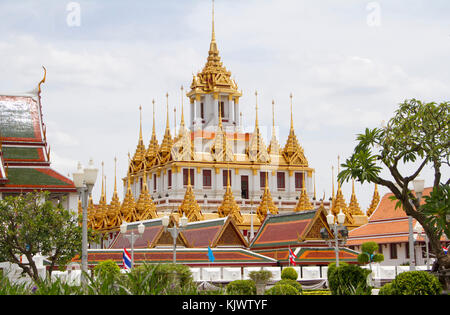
(187, 0, 241, 98)
(212, 0, 216, 42)
(282, 93, 308, 165)
(106, 157, 121, 229)
(268, 99, 281, 155)
(146, 99, 160, 166)
(256, 171, 278, 222)
(120, 172, 137, 223)
(179, 85, 185, 131)
(99, 161, 106, 205)
(211, 97, 234, 162)
(247, 90, 269, 163)
(290, 92, 294, 131)
(218, 165, 243, 224)
(178, 166, 203, 222)
(348, 178, 364, 215)
(366, 184, 380, 217)
(131, 106, 146, 173)
(294, 173, 314, 211)
(159, 93, 173, 163)
(136, 168, 158, 221)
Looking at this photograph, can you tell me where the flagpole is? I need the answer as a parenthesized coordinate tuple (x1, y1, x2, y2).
(288, 245, 291, 267)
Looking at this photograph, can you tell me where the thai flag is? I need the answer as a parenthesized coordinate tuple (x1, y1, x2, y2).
(443, 246, 448, 255)
(123, 248, 132, 270)
(288, 247, 297, 266)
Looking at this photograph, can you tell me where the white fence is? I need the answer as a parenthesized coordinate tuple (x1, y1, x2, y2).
(0, 258, 432, 287)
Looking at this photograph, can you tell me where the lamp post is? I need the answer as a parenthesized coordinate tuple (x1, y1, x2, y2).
(326, 210, 347, 267)
(72, 159, 98, 285)
(162, 214, 188, 264)
(120, 221, 145, 269)
(409, 178, 425, 271)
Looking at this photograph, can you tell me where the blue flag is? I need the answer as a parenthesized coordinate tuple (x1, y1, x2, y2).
(207, 246, 215, 262)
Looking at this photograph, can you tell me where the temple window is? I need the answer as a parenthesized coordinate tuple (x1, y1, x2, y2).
(203, 169, 212, 189)
(277, 172, 285, 190)
(295, 172, 304, 191)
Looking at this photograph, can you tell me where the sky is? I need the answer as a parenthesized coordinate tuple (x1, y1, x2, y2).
(0, 0, 449, 210)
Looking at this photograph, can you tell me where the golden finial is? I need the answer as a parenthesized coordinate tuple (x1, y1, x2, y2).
(180, 85, 185, 127)
(152, 99, 156, 135)
(38, 66, 46, 94)
(212, 0, 215, 42)
(166, 92, 170, 128)
(272, 99, 275, 130)
(114, 156, 117, 193)
(174, 105, 177, 138)
(255, 90, 259, 127)
(290, 92, 293, 130)
(139, 105, 143, 142)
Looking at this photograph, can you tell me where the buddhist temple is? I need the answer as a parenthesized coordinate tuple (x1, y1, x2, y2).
(83, 2, 370, 258)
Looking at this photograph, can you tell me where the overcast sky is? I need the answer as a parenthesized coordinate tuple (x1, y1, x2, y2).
(1, 0, 449, 210)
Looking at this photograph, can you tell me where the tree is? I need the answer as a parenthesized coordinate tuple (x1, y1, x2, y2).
(338, 99, 450, 288)
(357, 241, 384, 265)
(0, 191, 83, 282)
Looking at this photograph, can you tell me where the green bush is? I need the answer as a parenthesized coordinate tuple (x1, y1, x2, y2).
(276, 279, 302, 294)
(328, 264, 372, 295)
(389, 271, 442, 295)
(281, 267, 298, 280)
(326, 262, 348, 281)
(378, 282, 394, 295)
(94, 260, 121, 278)
(265, 284, 299, 295)
(226, 280, 256, 295)
(303, 290, 331, 295)
(248, 270, 272, 283)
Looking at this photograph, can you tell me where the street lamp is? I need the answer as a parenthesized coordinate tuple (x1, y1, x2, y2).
(120, 221, 145, 269)
(408, 178, 425, 271)
(162, 214, 188, 264)
(72, 159, 98, 285)
(325, 209, 347, 267)
(414, 224, 430, 270)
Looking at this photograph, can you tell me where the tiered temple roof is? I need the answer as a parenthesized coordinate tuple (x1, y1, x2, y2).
(0, 67, 76, 195)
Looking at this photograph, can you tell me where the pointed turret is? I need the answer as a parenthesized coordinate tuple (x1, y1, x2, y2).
(172, 86, 193, 161)
(187, 0, 241, 100)
(247, 91, 270, 163)
(348, 179, 364, 215)
(130, 106, 146, 174)
(211, 99, 234, 162)
(256, 172, 278, 222)
(268, 100, 281, 156)
(282, 94, 308, 165)
(106, 157, 121, 229)
(159, 93, 173, 164)
(366, 184, 380, 217)
(178, 169, 203, 222)
(218, 168, 243, 224)
(136, 168, 158, 221)
(120, 172, 138, 223)
(146, 99, 160, 167)
(294, 174, 314, 211)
